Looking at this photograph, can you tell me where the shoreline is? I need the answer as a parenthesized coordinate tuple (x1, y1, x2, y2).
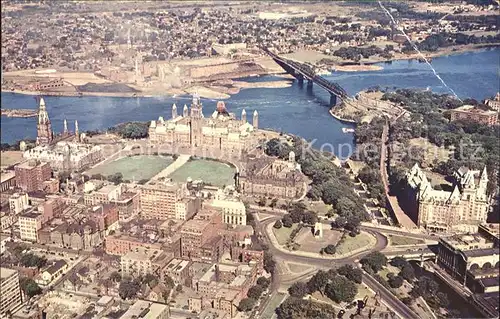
(2, 45, 498, 99)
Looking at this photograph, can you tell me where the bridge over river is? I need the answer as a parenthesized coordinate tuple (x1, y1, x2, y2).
(261, 47, 349, 105)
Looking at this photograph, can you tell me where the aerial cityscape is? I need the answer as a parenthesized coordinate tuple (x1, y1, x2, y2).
(0, 1, 499, 319)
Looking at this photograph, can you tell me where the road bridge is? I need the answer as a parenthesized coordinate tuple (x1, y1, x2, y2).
(260, 47, 348, 105)
(383, 247, 437, 266)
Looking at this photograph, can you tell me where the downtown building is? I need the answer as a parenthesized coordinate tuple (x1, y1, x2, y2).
(14, 160, 52, 193)
(404, 164, 490, 232)
(0, 268, 23, 317)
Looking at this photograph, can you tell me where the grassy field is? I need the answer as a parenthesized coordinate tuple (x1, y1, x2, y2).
(355, 283, 375, 300)
(167, 159, 235, 187)
(273, 224, 298, 246)
(87, 155, 173, 181)
(335, 232, 373, 255)
(389, 235, 425, 246)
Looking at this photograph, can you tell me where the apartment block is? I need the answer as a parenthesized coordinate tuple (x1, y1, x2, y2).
(19, 211, 43, 242)
(0, 268, 23, 317)
(14, 160, 52, 192)
(141, 181, 183, 220)
(9, 193, 29, 214)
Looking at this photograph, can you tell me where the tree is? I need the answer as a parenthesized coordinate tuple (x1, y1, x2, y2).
(270, 198, 278, 208)
(164, 275, 175, 289)
(400, 265, 415, 281)
(257, 197, 267, 207)
(143, 273, 158, 288)
(390, 256, 409, 269)
(238, 297, 256, 312)
(257, 276, 270, 289)
(20, 278, 42, 298)
(307, 270, 330, 295)
(263, 251, 276, 274)
(323, 244, 336, 255)
(273, 220, 283, 229)
(110, 271, 122, 282)
(276, 297, 337, 319)
(389, 275, 404, 288)
(334, 216, 347, 228)
(337, 265, 362, 284)
(247, 285, 264, 299)
(288, 281, 309, 298)
(118, 279, 140, 300)
(282, 214, 293, 228)
(325, 276, 358, 303)
(360, 252, 387, 273)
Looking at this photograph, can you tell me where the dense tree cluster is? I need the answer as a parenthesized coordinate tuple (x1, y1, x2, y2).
(357, 166, 386, 206)
(402, 32, 500, 53)
(360, 251, 387, 273)
(108, 121, 149, 139)
(20, 277, 42, 298)
(238, 276, 270, 312)
(276, 297, 337, 319)
(411, 276, 450, 309)
(280, 202, 318, 227)
(333, 45, 386, 61)
(287, 267, 360, 306)
(118, 277, 141, 300)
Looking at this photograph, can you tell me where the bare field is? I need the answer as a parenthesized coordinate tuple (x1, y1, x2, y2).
(1, 151, 24, 168)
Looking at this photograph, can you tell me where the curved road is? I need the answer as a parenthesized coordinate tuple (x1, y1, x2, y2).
(255, 215, 419, 319)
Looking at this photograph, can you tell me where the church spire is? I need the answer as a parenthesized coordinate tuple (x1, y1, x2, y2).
(253, 110, 259, 129)
(63, 119, 68, 134)
(75, 120, 79, 139)
(36, 96, 53, 145)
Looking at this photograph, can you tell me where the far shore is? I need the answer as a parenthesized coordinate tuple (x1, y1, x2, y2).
(2, 44, 497, 99)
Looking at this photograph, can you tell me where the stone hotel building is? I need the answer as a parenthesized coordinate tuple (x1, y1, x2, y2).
(404, 164, 490, 232)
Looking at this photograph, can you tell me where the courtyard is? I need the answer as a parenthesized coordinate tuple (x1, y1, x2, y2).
(86, 155, 174, 181)
(167, 159, 236, 187)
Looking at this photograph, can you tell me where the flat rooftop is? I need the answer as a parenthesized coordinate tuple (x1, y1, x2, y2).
(0, 267, 17, 279)
(119, 300, 168, 319)
(0, 170, 16, 183)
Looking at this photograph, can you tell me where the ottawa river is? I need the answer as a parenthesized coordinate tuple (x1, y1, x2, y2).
(1, 48, 499, 158)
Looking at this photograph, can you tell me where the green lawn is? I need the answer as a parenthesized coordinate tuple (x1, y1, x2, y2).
(86, 155, 173, 181)
(273, 224, 298, 245)
(335, 232, 373, 255)
(389, 235, 425, 246)
(167, 159, 235, 187)
(355, 283, 375, 300)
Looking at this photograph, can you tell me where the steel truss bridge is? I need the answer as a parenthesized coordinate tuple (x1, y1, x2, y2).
(260, 47, 349, 105)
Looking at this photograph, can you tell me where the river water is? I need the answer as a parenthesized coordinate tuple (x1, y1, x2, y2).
(1, 48, 499, 158)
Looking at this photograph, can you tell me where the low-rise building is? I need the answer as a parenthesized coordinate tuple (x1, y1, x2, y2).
(105, 234, 162, 256)
(206, 196, 246, 226)
(438, 232, 499, 291)
(118, 300, 170, 319)
(121, 249, 173, 278)
(1, 233, 11, 255)
(1, 170, 16, 192)
(162, 258, 191, 286)
(450, 104, 498, 126)
(37, 260, 68, 286)
(0, 268, 23, 317)
(23, 142, 103, 172)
